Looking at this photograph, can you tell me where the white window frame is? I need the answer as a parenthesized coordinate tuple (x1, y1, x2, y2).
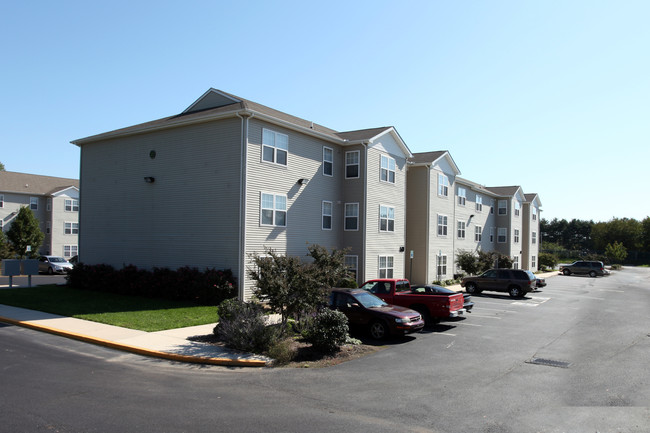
(498, 227, 507, 243)
(458, 187, 466, 206)
(344, 203, 359, 231)
(345, 151, 360, 179)
(514, 229, 520, 243)
(437, 214, 448, 236)
(513, 256, 519, 269)
(490, 227, 495, 243)
(475, 226, 482, 242)
(63, 245, 78, 258)
(532, 232, 537, 244)
(323, 147, 333, 177)
(532, 207, 538, 221)
(47, 198, 51, 212)
(438, 173, 449, 197)
(457, 220, 466, 239)
(532, 255, 537, 268)
(514, 201, 521, 217)
(262, 128, 288, 166)
(380, 155, 396, 184)
(436, 255, 447, 279)
(378, 255, 394, 278)
(476, 195, 483, 212)
(498, 200, 507, 215)
(64, 222, 79, 235)
(345, 255, 358, 281)
(46, 221, 51, 234)
(322, 201, 333, 230)
(379, 205, 395, 232)
(30, 197, 38, 210)
(65, 199, 79, 212)
(260, 192, 287, 227)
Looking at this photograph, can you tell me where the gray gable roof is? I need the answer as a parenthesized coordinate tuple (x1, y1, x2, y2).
(486, 186, 523, 197)
(0, 171, 79, 196)
(410, 151, 447, 164)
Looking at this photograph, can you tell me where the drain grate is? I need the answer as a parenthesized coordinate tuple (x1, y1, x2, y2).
(526, 357, 572, 368)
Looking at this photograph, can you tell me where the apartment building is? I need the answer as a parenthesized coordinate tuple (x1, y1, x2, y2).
(72, 89, 412, 299)
(0, 171, 79, 258)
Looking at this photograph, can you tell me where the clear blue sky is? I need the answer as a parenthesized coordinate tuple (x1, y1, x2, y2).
(2, 1, 648, 223)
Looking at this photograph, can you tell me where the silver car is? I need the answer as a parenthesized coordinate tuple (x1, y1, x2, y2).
(38, 256, 74, 274)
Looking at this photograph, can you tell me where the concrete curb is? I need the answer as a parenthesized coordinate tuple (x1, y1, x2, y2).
(0, 315, 268, 368)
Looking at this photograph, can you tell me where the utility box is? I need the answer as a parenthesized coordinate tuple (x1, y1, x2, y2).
(22, 259, 39, 276)
(2, 260, 21, 276)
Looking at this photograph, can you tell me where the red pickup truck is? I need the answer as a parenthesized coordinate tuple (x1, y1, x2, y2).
(360, 278, 466, 324)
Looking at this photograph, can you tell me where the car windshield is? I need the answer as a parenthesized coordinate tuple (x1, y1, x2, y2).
(352, 291, 388, 308)
(49, 257, 67, 263)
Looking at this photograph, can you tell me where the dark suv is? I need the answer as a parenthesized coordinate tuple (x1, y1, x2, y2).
(460, 268, 536, 298)
(559, 261, 606, 277)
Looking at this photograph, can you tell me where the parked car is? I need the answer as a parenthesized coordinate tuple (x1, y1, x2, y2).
(360, 278, 466, 324)
(328, 288, 425, 339)
(410, 284, 474, 313)
(559, 261, 607, 277)
(38, 256, 73, 274)
(460, 269, 536, 298)
(535, 277, 547, 288)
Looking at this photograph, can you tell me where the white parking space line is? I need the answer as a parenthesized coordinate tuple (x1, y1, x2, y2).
(597, 289, 624, 293)
(468, 314, 502, 319)
(453, 322, 482, 327)
(476, 307, 516, 313)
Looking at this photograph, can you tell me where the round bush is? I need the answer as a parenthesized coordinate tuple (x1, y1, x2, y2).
(303, 309, 349, 354)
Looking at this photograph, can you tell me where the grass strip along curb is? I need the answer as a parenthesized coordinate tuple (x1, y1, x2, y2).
(0, 315, 267, 368)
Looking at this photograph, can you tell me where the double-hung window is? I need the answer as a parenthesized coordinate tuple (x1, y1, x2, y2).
(0, 194, 3, 208)
(438, 174, 449, 197)
(345, 255, 358, 280)
(379, 205, 395, 232)
(532, 255, 537, 268)
(475, 226, 482, 242)
(458, 187, 466, 206)
(490, 227, 495, 242)
(437, 214, 448, 236)
(65, 199, 79, 212)
(322, 201, 333, 230)
(345, 151, 360, 178)
(498, 200, 507, 215)
(379, 256, 394, 278)
(261, 193, 287, 227)
(532, 207, 537, 221)
(64, 222, 79, 235)
(514, 229, 520, 243)
(437, 255, 447, 278)
(532, 232, 537, 244)
(345, 203, 359, 231)
(498, 227, 507, 243)
(514, 201, 521, 217)
(262, 128, 288, 166)
(323, 147, 333, 176)
(380, 155, 396, 183)
(64, 245, 78, 258)
(457, 221, 466, 239)
(476, 195, 483, 212)
(30, 197, 38, 210)
(513, 256, 519, 269)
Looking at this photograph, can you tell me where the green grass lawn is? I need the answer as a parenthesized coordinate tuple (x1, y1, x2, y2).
(0, 285, 220, 332)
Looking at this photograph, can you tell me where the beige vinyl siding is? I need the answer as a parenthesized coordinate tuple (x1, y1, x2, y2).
(428, 169, 455, 283)
(243, 119, 343, 298)
(79, 118, 243, 274)
(51, 193, 79, 257)
(405, 166, 429, 285)
(364, 146, 407, 281)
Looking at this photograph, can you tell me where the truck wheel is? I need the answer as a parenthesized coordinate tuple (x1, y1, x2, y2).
(465, 282, 479, 294)
(413, 306, 433, 325)
(508, 286, 523, 298)
(562, 269, 571, 276)
(589, 271, 597, 278)
(369, 321, 388, 340)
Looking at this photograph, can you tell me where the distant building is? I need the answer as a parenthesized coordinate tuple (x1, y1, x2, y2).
(0, 171, 79, 258)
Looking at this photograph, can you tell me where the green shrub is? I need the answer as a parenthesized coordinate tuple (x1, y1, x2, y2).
(267, 338, 297, 365)
(303, 309, 349, 354)
(214, 299, 278, 353)
(538, 253, 558, 270)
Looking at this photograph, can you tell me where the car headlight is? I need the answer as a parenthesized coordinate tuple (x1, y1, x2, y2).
(395, 317, 411, 323)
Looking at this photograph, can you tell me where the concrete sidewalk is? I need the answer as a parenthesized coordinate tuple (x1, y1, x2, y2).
(0, 304, 271, 367)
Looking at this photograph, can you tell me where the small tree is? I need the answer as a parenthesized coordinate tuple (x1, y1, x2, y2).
(604, 241, 627, 264)
(6, 206, 44, 259)
(456, 250, 481, 275)
(538, 252, 558, 271)
(0, 230, 12, 259)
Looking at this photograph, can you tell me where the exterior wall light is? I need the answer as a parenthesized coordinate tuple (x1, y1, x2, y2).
(298, 178, 309, 185)
(144, 177, 155, 183)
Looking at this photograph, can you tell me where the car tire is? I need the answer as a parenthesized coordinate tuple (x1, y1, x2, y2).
(589, 271, 597, 278)
(47, 267, 54, 275)
(562, 269, 571, 276)
(369, 320, 388, 340)
(465, 282, 480, 294)
(508, 286, 523, 298)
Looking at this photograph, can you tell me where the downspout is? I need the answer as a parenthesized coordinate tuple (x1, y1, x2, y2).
(236, 111, 254, 300)
(425, 164, 431, 283)
(362, 142, 368, 282)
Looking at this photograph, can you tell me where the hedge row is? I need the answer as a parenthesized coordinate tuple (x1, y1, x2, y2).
(66, 263, 237, 305)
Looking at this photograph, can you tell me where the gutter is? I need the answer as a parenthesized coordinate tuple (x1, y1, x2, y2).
(235, 110, 253, 301)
